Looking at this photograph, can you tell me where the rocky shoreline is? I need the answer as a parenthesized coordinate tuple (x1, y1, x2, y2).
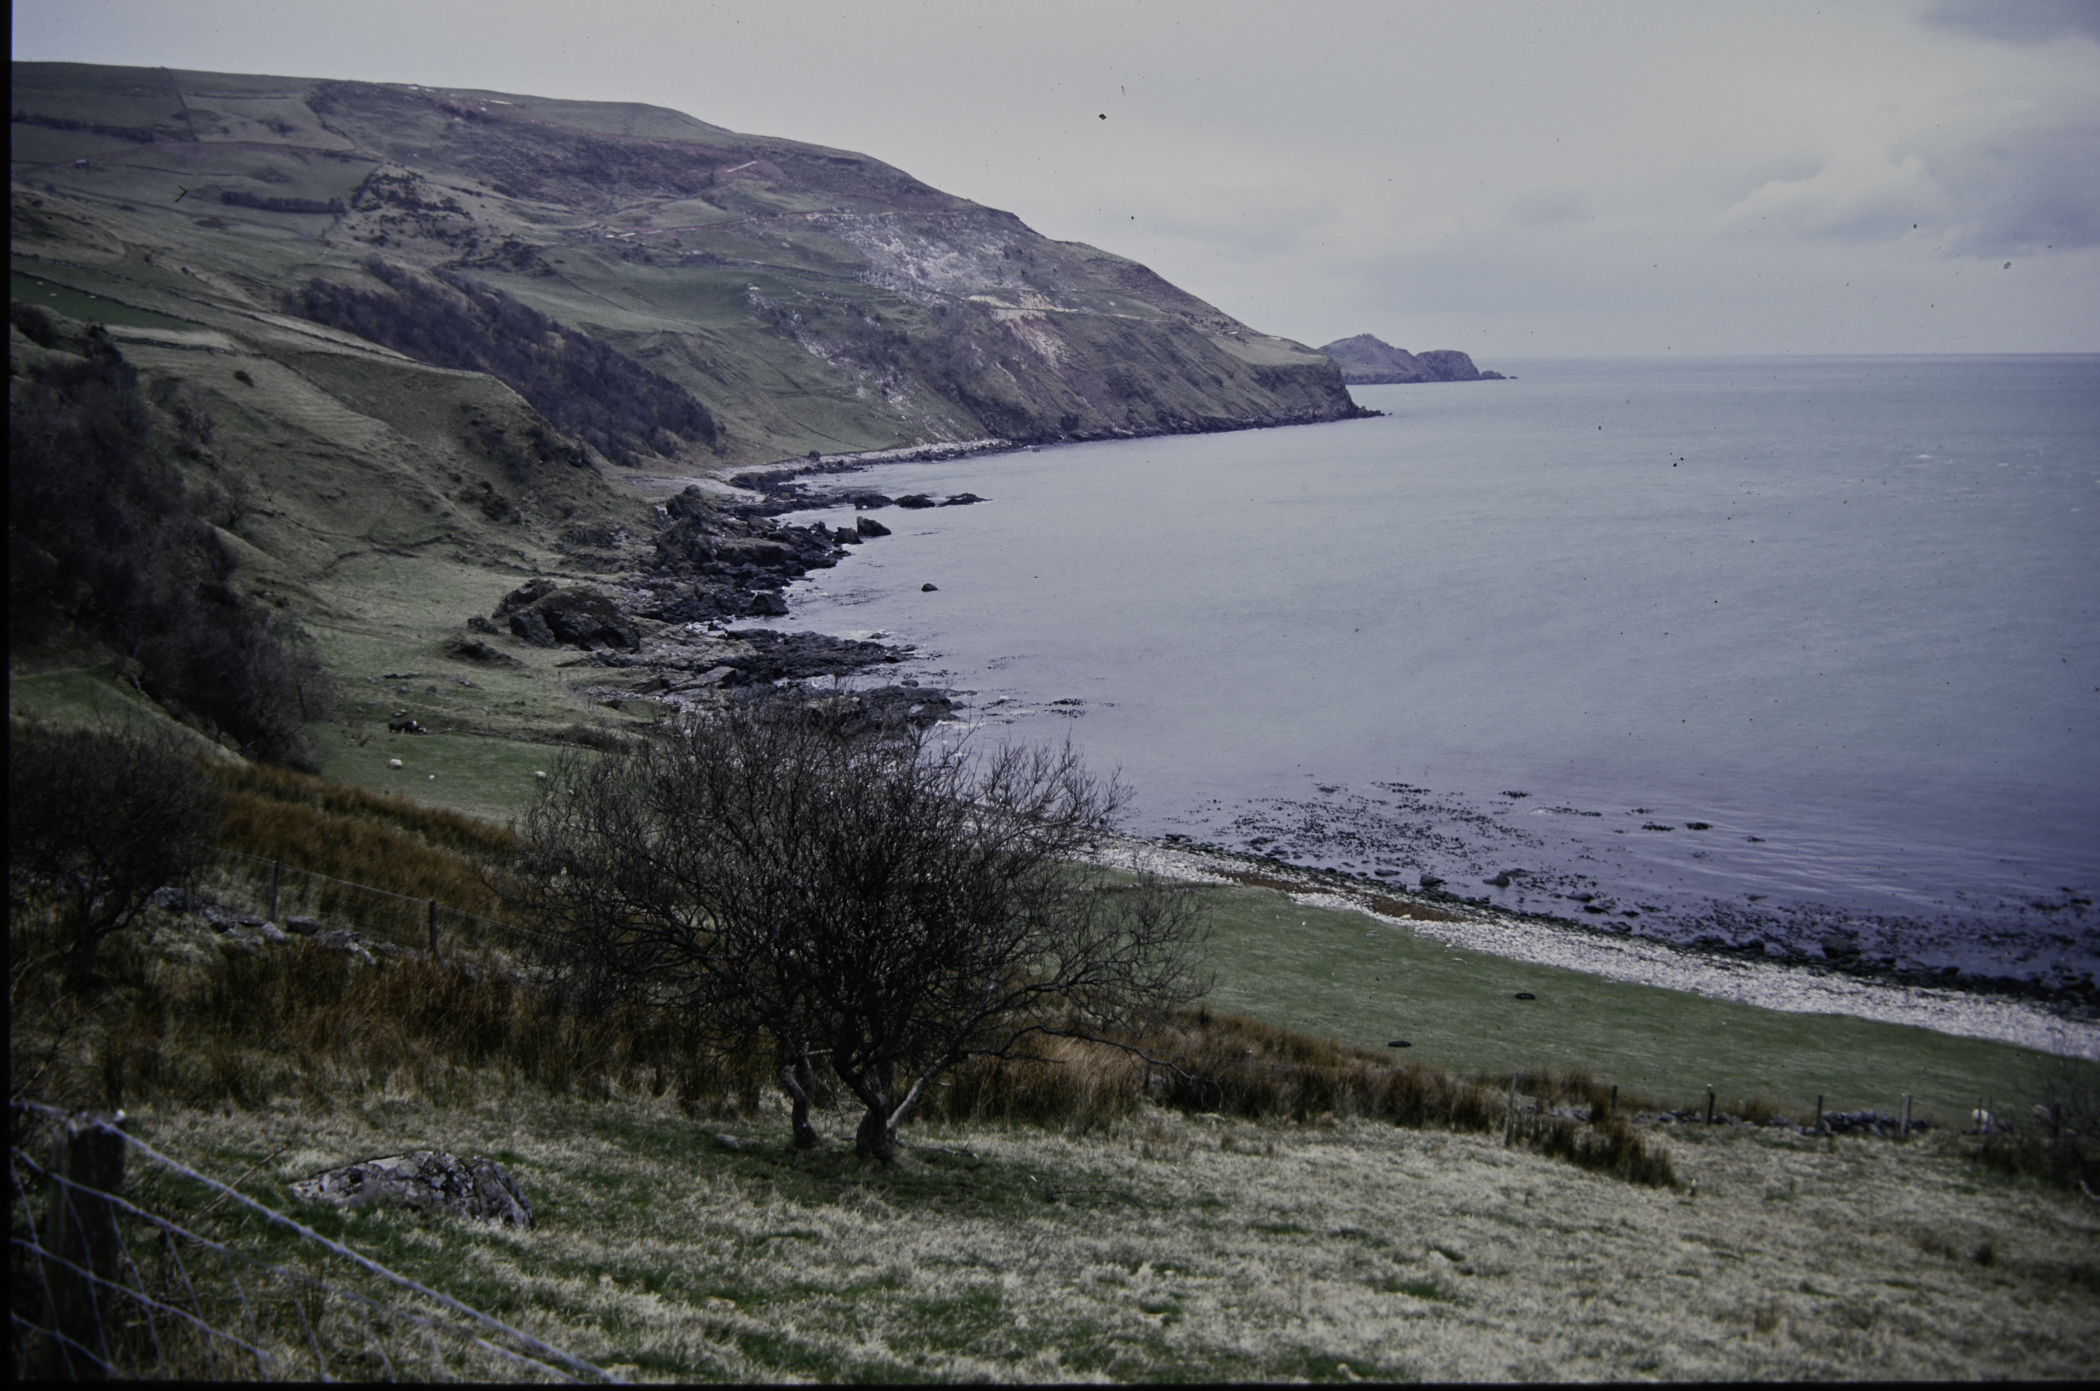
(447, 442, 2095, 1045)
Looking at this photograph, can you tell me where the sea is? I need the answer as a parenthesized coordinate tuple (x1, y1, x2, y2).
(771, 355, 2100, 994)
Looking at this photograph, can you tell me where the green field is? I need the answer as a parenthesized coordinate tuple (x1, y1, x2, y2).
(1197, 883, 2074, 1124)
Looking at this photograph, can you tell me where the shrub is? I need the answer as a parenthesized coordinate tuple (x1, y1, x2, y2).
(506, 703, 1211, 1161)
(8, 721, 224, 987)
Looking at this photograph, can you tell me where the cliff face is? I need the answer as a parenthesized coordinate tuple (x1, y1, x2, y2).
(11, 62, 1365, 467)
(1319, 334, 1503, 385)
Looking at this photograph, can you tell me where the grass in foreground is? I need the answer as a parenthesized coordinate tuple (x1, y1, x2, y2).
(87, 1084, 2100, 1382)
(12, 860, 2100, 1380)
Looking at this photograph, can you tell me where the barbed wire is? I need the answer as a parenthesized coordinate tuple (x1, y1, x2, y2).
(10, 1099, 622, 1382)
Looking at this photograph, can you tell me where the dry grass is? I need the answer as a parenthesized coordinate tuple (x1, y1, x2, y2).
(94, 1089, 2100, 1382)
(210, 762, 515, 921)
(13, 891, 2100, 1380)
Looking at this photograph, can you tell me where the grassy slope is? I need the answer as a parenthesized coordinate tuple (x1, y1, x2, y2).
(117, 1088, 2100, 1382)
(1199, 884, 2070, 1124)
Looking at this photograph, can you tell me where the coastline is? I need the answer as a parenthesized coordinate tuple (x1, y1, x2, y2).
(606, 423, 2095, 1064)
(1098, 835, 2100, 1062)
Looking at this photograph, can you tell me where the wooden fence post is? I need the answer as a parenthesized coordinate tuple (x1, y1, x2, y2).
(1900, 1093, 1911, 1136)
(39, 1114, 126, 1380)
(1813, 1094, 1823, 1133)
(267, 860, 280, 922)
(428, 899, 440, 959)
(1706, 1087, 1716, 1126)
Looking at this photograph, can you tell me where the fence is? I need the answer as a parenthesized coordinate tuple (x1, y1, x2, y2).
(8, 1101, 620, 1382)
(204, 847, 558, 959)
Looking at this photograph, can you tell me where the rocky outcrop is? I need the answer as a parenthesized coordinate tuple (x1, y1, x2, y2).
(1319, 335, 1506, 384)
(291, 1151, 534, 1227)
(498, 582, 640, 650)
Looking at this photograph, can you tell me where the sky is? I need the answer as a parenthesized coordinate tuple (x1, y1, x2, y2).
(15, 0, 2100, 357)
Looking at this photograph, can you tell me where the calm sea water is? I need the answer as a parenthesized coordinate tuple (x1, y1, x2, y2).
(776, 356, 2100, 986)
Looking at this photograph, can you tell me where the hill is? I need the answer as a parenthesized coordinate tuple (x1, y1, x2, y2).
(10, 60, 1377, 767)
(11, 61, 1365, 466)
(1320, 333, 1505, 384)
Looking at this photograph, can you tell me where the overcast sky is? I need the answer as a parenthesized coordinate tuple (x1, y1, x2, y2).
(16, 0, 2100, 356)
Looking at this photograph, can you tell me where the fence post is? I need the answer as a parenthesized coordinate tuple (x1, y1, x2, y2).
(428, 899, 440, 960)
(1706, 1087, 1716, 1126)
(267, 860, 281, 922)
(1813, 1094, 1823, 1133)
(1900, 1093, 1911, 1136)
(39, 1114, 126, 1380)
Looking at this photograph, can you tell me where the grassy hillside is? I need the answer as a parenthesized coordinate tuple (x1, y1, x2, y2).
(10, 59, 1369, 781)
(10, 60, 1361, 468)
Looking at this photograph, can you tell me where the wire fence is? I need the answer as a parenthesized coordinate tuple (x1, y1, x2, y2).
(8, 1101, 621, 1383)
(202, 847, 559, 958)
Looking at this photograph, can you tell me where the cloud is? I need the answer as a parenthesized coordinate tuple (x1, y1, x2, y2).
(1923, 0, 2100, 46)
(1927, 113, 2100, 252)
(1718, 150, 1947, 242)
(1505, 187, 1594, 227)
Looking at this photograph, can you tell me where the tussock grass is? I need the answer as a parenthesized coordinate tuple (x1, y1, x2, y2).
(1505, 1114, 1678, 1188)
(208, 761, 517, 932)
(84, 937, 767, 1121)
(1975, 1131, 2100, 1191)
(83, 1089, 2100, 1383)
(214, 760, 517, 861)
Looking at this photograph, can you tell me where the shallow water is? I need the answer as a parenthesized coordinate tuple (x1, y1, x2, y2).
(774, 356, 2100, 987)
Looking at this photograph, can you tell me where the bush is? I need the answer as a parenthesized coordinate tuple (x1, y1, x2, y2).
(8, 721, 224, 987)
(506, 701, 1211, 1161)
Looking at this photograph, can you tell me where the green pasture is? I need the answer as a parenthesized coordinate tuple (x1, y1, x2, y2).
(1196, 881, 2084, 1126)
(317, 728, 569, 828)
(12, 270, 197, 330)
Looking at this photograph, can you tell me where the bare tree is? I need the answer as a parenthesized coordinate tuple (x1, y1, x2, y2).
(8, 720, 225, 987)
(503, 700, 1210, 1160)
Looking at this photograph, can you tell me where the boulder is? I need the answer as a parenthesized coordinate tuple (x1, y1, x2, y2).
(509, 588, 640, 650)
(445, 637, 521, 666)
(663, 483, 711, 521)
(497, 578, 559, 615)
(509, 607, 558, 647)
(745, 590, 790, 617)
(894, 494, 938, 509)
(856, 515, 892, 538)
(291, 1151, 534, 1227)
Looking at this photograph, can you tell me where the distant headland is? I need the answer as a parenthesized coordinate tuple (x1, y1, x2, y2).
(1320, 334, 1507, 384)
